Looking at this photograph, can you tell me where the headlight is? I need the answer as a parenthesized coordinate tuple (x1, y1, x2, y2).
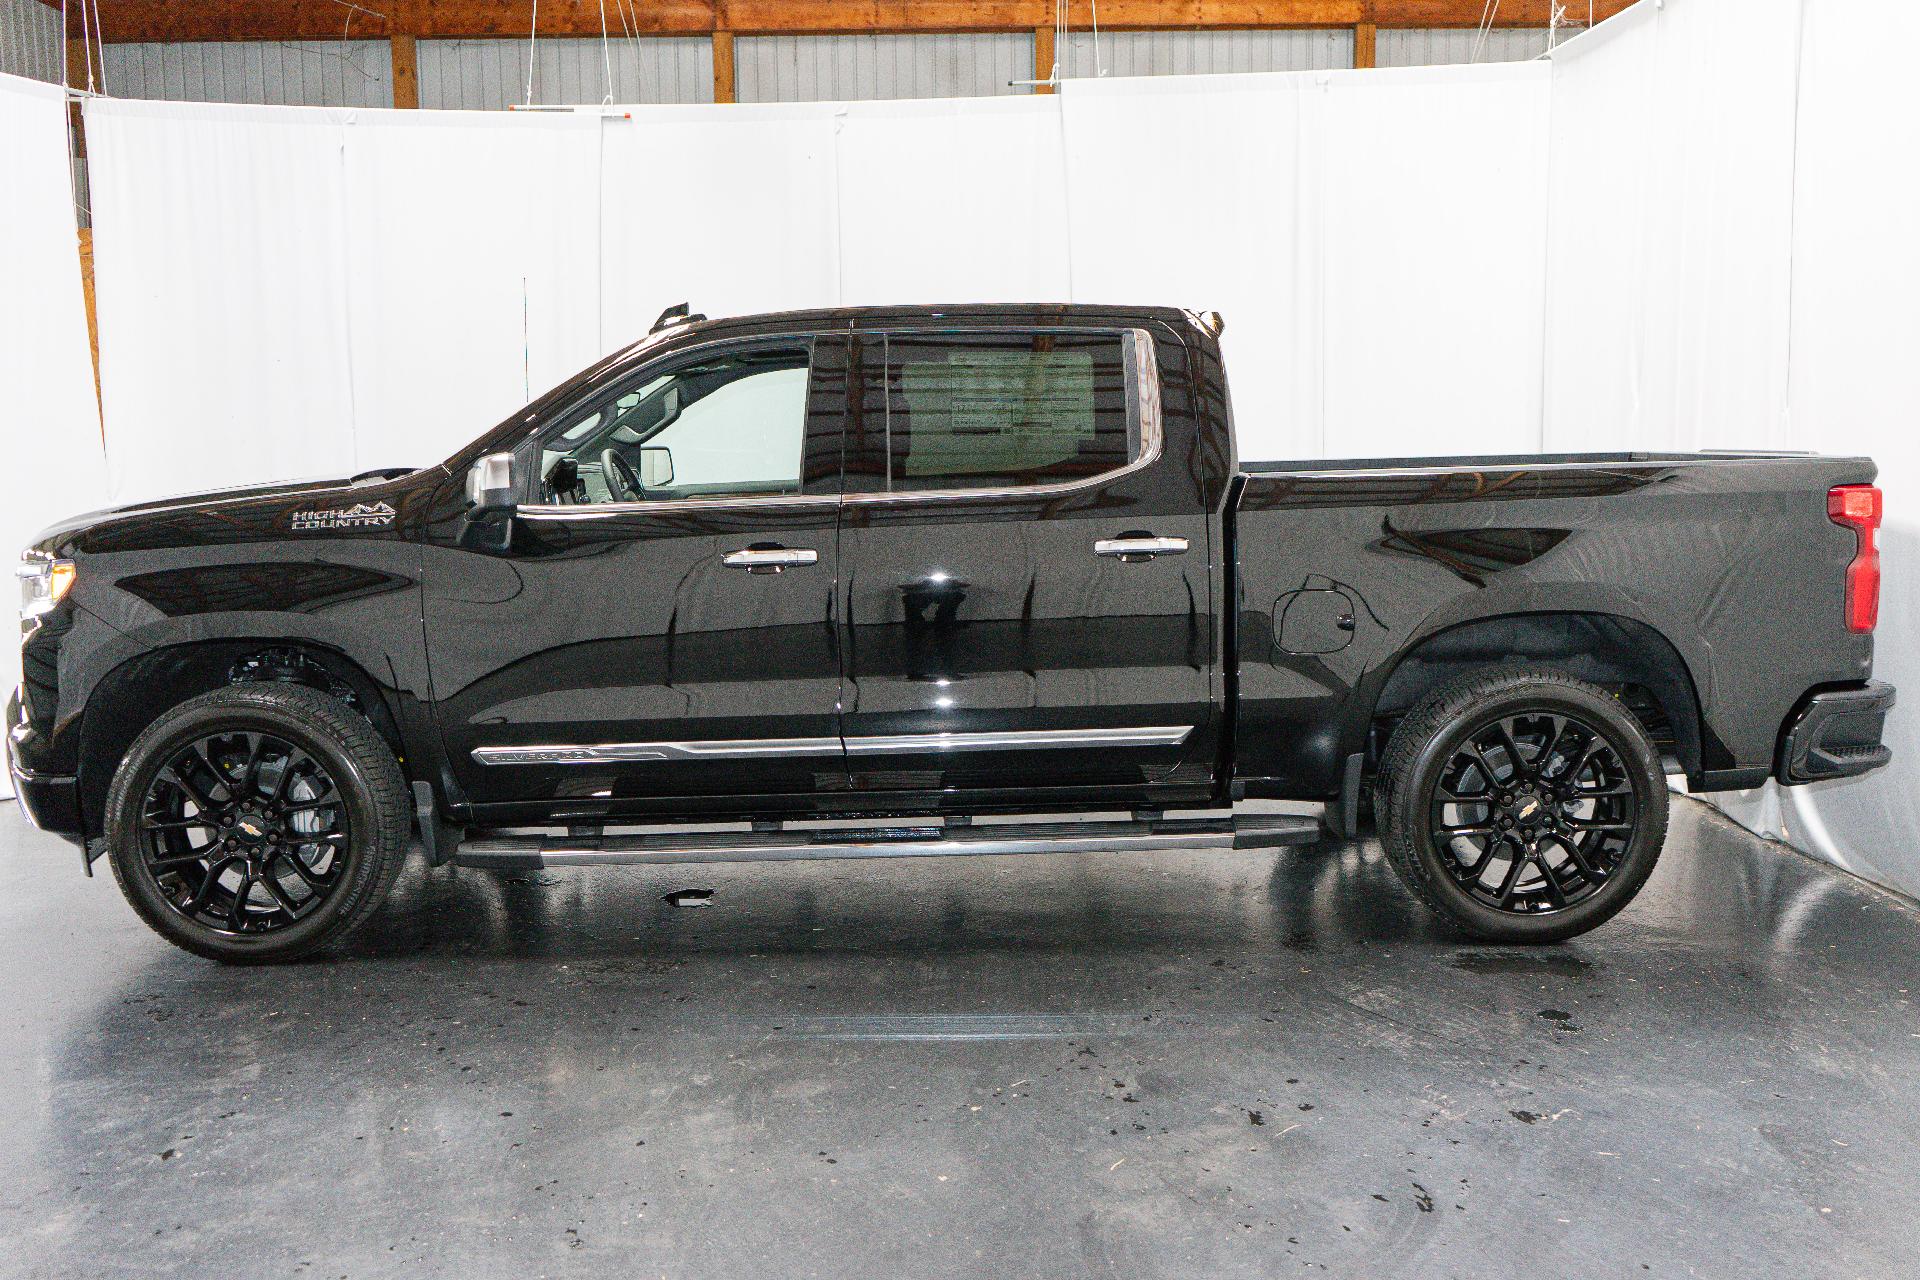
(17, 554, 76, 621)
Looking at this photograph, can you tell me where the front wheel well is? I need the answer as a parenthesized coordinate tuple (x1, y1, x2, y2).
(1367, 612, 1705, 784)
(76, 640, 407, 840)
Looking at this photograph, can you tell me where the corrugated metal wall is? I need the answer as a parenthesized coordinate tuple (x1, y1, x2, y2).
(1058, 28, 1353, 78)
(0, 0, 61, 83)
(100, 40, 394, 106)
(1377, 28, 1558, 67)
(418, 37, 712, 109)
(48, 27, 1576, 110)
(736, 34, 1033, 103)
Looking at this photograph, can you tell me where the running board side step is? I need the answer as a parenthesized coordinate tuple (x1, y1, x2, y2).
(451, 813, 1325, 871)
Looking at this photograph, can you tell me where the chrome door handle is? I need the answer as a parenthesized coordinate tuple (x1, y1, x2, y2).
(1094, 536, 1189, 561)
(723, 547, 819, 573)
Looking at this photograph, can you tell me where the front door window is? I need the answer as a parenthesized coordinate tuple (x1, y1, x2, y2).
(540, 345, 812, 505)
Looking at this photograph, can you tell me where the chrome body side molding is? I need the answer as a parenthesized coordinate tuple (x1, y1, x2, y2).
(472, 725, 1194, 767)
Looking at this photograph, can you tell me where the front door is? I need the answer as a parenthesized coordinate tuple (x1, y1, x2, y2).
(422, 334, 849, 822)
(835, 324, 1218, 804)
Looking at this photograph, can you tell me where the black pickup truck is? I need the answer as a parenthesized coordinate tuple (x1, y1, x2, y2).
(8, 304, 1895, 962)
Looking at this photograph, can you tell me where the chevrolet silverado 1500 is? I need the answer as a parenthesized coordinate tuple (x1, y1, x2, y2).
(8, 304, 1894, 961)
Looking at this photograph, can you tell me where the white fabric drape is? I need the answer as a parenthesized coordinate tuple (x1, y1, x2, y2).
(342, 110, 604, 469)
(1061, 63, 1550, 462)
(0, 73, 107, 800)
(1541, 0, 1920, 895)
(87, 68, 1555, 481)
(600, 103, 843, 350)
(87, 101, 358, 498)
(835, 95, 1070, 307)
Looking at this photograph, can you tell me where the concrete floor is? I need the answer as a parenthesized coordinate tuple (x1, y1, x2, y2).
(2, 800, 1917, 1279)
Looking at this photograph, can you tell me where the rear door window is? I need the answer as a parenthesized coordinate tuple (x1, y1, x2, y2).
(870, 332, 1136, 493)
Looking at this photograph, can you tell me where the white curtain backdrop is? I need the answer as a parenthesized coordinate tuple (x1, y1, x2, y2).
(342, 110, 604, 469)
(86, 63, 1553, 491)
(600, 102, 843, 349)
(1060, 63, 1549, 461)
(1544, 0, 1920, 893)
(0, 73, 107, 801)
(52, 0, 1920, 894)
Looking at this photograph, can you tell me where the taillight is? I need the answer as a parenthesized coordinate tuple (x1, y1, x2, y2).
(1828, 484, 1882, 633)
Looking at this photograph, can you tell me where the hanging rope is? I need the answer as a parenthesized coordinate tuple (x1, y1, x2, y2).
(524, 0, 540, 106)
(1470, 0, 1501, 64)
(598, 0, 615, 103)
(1056, 0, 1068, 85)
(76, 0, 95, 93)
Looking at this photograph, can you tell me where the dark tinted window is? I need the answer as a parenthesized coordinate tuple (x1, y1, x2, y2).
(876, 332, 1134, 492)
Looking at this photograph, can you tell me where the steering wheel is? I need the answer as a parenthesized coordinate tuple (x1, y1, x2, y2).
(601, 448, 643, 501)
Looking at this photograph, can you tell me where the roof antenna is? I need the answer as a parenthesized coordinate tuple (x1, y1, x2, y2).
(650, 302, 704, 333)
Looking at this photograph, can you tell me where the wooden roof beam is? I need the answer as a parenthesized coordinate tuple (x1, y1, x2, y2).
(48, 0, 1635, 43)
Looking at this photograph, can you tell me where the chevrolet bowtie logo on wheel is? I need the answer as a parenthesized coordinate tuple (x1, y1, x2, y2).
(290, 501, 396, 531)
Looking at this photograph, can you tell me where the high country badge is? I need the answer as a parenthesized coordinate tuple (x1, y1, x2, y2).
(290, 501, 397, 531)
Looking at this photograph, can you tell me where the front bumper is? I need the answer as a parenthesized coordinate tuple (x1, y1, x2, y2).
(6, 692, 84, 845)
(1777, 681, 1896, 784)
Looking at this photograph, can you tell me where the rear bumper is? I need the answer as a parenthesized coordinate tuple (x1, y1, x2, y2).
(6, 692, 85, 846)
(1777, 681, 1895, 784)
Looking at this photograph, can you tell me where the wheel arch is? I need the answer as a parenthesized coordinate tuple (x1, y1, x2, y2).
(76, 639, 412, 848)
(1363, 611, 1707, 785)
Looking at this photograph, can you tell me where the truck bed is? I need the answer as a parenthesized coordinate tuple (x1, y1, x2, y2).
(1228, 449, 1877, 797)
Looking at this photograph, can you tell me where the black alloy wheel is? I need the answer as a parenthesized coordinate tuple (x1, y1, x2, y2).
(137, 731, 351, 935)
(1428, 710, 1637, 915)
(106, 683, 411, 963)
(1374, 668, 1669, 943)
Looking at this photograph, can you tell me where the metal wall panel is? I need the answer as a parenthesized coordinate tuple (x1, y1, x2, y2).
(1377, 28, 1557, 67)
(737, 33, 1032, 103)
(100, 40, 394, 107)
(0, 0, 61, 83)
(1057, 28, 1352, 79)
(418, 37, 712, 109)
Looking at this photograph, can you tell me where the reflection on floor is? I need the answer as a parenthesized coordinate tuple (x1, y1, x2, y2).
(1, 798, 1915, 1279)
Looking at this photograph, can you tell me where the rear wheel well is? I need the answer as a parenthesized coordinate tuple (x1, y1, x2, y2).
(77, 641, 407, 839)
(1368, 613, 1703, 784)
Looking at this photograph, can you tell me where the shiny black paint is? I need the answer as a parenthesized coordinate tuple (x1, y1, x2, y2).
(832, 320, 1225, 807)
(7, 304, 1886, 856)
(1232, 452, 1876, 794)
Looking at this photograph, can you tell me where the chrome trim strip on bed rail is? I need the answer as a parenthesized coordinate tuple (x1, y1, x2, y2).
(471, 724, 1194, 766)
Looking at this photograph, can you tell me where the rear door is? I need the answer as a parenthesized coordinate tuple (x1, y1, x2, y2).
(835, 323, 1218, 803)
(421, 333, 850, 820)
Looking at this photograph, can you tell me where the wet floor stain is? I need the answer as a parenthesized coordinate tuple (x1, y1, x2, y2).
(1449, 951, 1594, 977)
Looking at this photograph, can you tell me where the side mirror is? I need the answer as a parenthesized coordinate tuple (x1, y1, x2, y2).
(465, 452, 518, 514)
(639, 446, 674, 489)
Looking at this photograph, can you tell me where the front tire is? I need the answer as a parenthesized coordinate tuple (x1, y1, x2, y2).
(1373, 668, 1668, 943)
(105, 684, 410, 963)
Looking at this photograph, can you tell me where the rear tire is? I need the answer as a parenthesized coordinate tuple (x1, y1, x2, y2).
(105, 684, 410, 963)
(1372, 668, 1668, 943)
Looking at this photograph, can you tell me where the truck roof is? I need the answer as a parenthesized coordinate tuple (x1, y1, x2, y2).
(650, 302, 1200, 344)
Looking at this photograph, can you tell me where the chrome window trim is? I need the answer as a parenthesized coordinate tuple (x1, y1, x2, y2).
(472, 724, 1193, 766)
(516, 326, 1162, 521)
(518, 329, 841, 522)
(841, 326, 1160, 507)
